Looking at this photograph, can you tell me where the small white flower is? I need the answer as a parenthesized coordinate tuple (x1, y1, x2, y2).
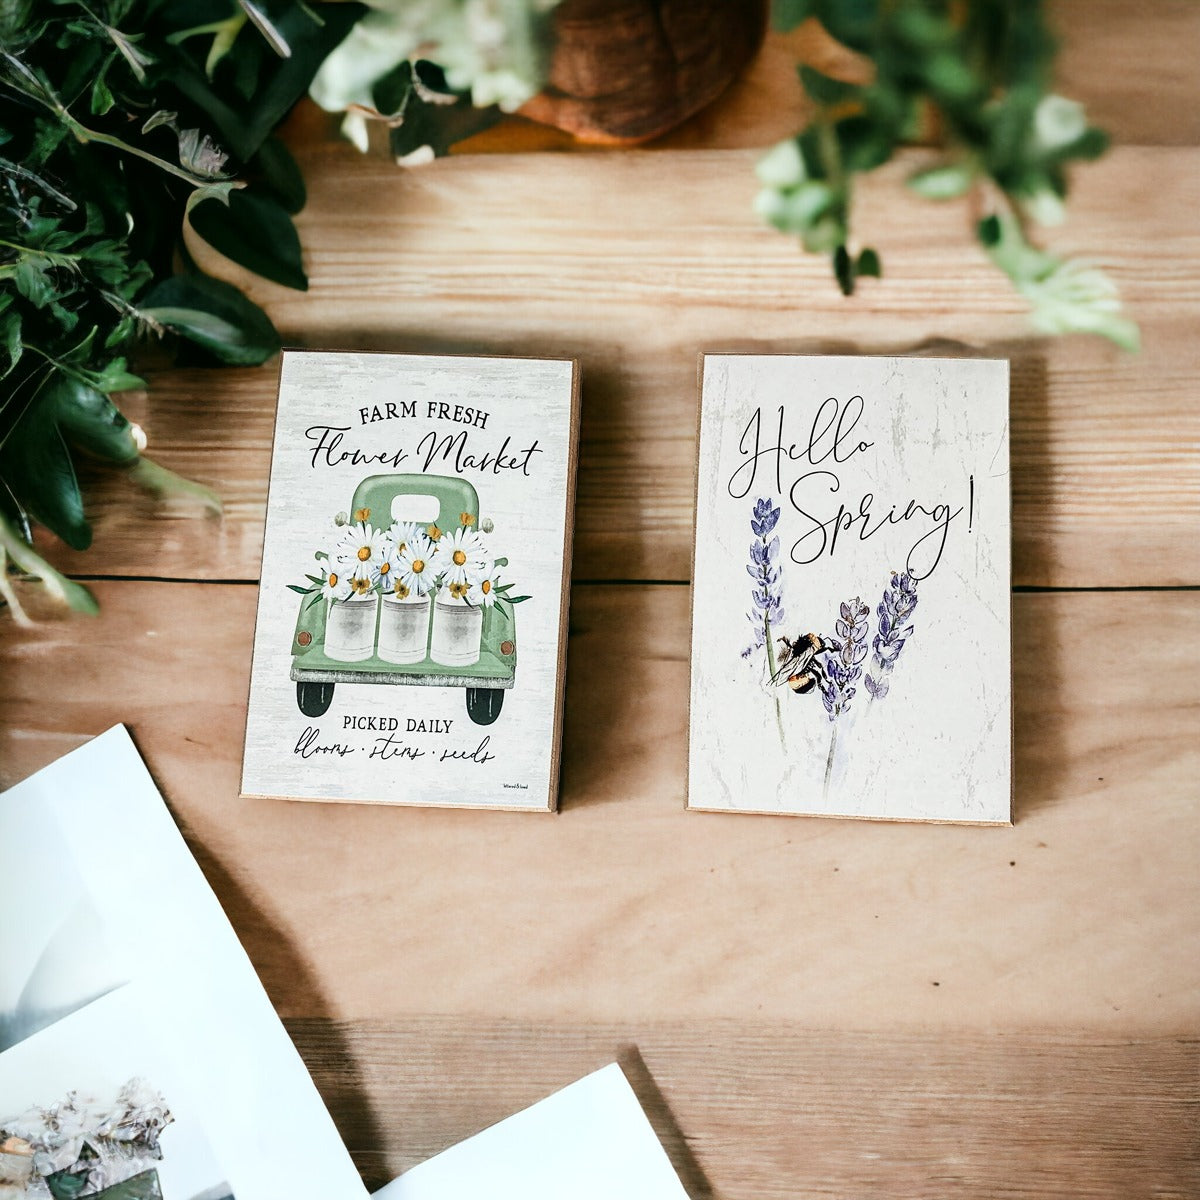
(387, 520, 423, 554)
(755, 137, 806, 189)
(379, 521, 424, 591)
(1033, 94, 1087, 153)
(467, 571, 499, 608)
(321, 565, 352, 601)
(397, 531, 436, 596)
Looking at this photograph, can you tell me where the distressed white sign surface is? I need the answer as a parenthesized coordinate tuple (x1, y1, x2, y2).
(243, 351, 579, 810)
(688, 354, 1011, 824)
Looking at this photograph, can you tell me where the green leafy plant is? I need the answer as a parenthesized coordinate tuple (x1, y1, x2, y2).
(757, 0, 1139, 349)
(0, 0, 361, 622)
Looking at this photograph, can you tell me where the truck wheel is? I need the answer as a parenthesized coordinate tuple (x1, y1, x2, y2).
(297, 681, 335, 717)
(466, 688, 504, 726)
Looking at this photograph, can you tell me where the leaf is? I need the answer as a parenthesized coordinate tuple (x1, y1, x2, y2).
(185, 179, 243, 217)
(0, 0, 33, 44)
(90, 63, 115, 115)
(835, 114, 893, 172)
(0, 375, 91, 549)
(855, 247, 881, 278)
(54, 377, 141, 464)
(815, 0, 878, 53)
(128, 456, 223, 516)
(287, 583, 313, 594)
(0, 309, 21, 379)
(239, 0, 292, 58)
(89, 357, 145, 395)
(798, 64, 860, 106)
(10, 256, 56, 308)
(156, 3, 365, 161)
(906, 162, 974, 199)
(139, 272, 281, 365)
(252, 135, 305, 213)
(189, 188, 307, 289)
(978, 214, 1140, 351)
(833, 244, 855, 295)
(0, 520, 99, 615)
(374, 61, 501, 162)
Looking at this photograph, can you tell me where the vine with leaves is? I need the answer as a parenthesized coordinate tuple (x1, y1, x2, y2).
(755, 0, 1138, 349)
(0, 0, 361, 622)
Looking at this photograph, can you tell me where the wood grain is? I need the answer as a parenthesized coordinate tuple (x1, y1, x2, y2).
(287, 1016, 1200, 1196)
(1, 582, 1196, 1040)
(35, 144, 1200, 588)
(2, 7, 1195, 1194)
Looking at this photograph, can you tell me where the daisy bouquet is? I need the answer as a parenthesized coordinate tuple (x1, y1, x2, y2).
(289, 507, 528, 665)
(288, 507, 389, 607)
(425, 512, 529, 618)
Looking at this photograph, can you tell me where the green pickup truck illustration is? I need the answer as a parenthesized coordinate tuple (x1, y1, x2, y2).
(290, 473, 521, 727)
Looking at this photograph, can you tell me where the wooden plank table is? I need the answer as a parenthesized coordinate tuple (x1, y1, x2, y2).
(2, 7, 1198, 1195)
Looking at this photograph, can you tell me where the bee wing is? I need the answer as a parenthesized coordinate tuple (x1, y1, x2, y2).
(792, 644, 817, 672)
(768, 653, 798, 685)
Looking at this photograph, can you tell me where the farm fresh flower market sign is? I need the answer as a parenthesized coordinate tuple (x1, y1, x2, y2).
(242, 351, 579, 811)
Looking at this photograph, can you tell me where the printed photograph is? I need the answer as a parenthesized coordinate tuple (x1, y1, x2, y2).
(0, 989, 234, 1200)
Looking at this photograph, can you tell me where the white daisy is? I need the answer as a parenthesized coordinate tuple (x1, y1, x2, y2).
(320, 564, 352, 601)
(396, 531, 436, 596)
(380, 520, 425, 590)
(376, 529, 402, 592)
(435, 525, 489, 586)
(466, 571, 499, 608)
(337, 521, 384, 586)
(387, 520, 424, 556)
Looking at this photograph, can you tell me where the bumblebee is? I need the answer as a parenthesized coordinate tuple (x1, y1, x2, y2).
(770, 632, 831, 695)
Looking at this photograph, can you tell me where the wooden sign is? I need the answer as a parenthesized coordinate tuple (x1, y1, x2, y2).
(242, 351, 579, 811)
(688, 354, 1011, 823)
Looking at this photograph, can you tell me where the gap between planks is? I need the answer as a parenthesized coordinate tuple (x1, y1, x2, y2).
(58, 576, 1200, 594)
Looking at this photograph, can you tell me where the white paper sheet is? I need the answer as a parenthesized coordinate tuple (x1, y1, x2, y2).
(373, 1064, 691, 1200)
(0, 726, 367, 1200)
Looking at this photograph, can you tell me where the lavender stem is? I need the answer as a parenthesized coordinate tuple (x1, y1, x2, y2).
(823, 723, 838, 800)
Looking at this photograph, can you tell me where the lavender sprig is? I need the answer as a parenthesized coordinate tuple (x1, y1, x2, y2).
(864, 571, 919, 700)
(741, 497, 785, 663)
(818, 597, 869, 721)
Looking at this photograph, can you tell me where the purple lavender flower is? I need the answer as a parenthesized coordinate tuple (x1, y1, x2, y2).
(742, 497, 786, 659)
(817, 598, 869, 721)
(864, 571, 919, 700)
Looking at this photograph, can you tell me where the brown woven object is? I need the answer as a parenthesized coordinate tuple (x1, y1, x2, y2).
(520, 0, 770, 145)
